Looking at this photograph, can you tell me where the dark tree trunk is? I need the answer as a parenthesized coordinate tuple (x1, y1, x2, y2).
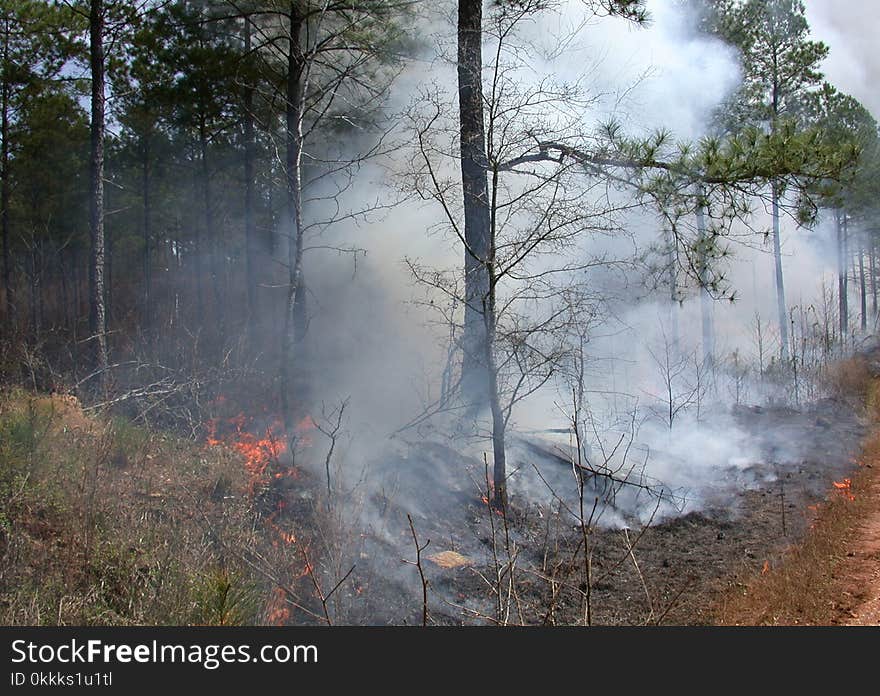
(457, 0, 491, 409)
(243, 15, 258, 342)
(142, 134, 152, 338)
(88, 0, 109, 386)
(1, 13, 12, 324)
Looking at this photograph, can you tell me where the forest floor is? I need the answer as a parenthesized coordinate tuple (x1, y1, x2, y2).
(2, 357, 880, 625)
(422, 391, 874, 625)
(710, 357, 880, 625)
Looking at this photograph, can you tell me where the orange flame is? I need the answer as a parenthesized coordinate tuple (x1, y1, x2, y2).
(832, 478, 855, 501)
(205, 415, 289, 494)
(761, 560, 770, 575)
(204, 403, 320, 625)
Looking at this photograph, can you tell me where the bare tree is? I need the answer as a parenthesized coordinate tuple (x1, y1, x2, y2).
(645, 326, 705, 429)
(408, 5, 636, 505)
(229, 1, 405, 440)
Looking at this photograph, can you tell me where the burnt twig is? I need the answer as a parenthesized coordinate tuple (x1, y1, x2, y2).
(404, 514, 430, 626)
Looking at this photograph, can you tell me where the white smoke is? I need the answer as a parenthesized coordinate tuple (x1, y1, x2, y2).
(804, 0, 880, 117)
(293, 0, 863, 530)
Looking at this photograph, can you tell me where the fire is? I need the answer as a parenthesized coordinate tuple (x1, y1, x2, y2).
(832, 478, 855, 501)
(205, 414, 292, 494)
(266, 587, 291, 626)
(761, 560, 770, 575)
(204, 402, 323, 625)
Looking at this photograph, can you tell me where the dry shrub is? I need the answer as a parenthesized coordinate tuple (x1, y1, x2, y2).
(0, 389, 274, 625)
(823, 357, 873, 406)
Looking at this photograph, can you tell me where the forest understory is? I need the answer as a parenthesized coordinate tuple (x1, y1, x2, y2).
(0, 352, 876, 626)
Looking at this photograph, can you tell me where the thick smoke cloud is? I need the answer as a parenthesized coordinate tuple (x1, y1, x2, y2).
(297, 0, 869, 527)
(805, 0, 880, 117)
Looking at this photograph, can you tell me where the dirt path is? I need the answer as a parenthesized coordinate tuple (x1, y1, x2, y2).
(842, 464, 880, 625)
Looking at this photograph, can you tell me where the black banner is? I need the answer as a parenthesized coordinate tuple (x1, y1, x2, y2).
(0, 626, 873, 690)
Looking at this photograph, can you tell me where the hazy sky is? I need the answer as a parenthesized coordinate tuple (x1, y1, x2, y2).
(804, 0, 880, 117)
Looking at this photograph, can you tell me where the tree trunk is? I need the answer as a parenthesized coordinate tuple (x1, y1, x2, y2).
(771, 180, 788, 361)
(664, 226, 679, 355)
(88, 0, 109, 386)
(458, 0, 491, 409)
(193, 203, 203, 321)
(243, 15, 257, 342)
(837, 209, 848, 344)
(37, 241, 44, 332)
(142, 134, 152, 338)
(859, 233, 867, 333)
(486, 165, 506, 509)
(1, 12, 12, 324)
(199, 115, 224, 338)
(280, 5, 305, 440)
(485, 307, 507, 510)
(105, 209, 112, 328)
(695, 185, 713, 367)
(870, 231, 877, 327)
(60, 247, 71, 333)
(72, 245, 81, 329)
(28, 245, 37, 335)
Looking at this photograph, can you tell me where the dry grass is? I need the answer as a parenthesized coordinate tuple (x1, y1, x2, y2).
(0, 388, 309, 626)
(823, 356, 874, 407)
(713, 369, 880, 625)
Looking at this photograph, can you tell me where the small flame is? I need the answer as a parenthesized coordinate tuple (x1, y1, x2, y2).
(205, 414, 289, 494)
(832, 478, 855, 501)
(761, 560, 770, 575)
(204, 400, 319, 625)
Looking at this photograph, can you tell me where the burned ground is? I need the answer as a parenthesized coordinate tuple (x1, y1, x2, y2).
(289, 394, 867, 625)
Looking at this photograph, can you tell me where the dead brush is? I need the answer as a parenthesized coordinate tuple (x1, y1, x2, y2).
(822, 356, 872, 406)
(713, 460, 874, 625)
(713, 371, 880, 625)
(0, 389, 273, 626)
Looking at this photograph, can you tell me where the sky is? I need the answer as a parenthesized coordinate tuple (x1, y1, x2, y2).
(804, 0, 880, 118)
